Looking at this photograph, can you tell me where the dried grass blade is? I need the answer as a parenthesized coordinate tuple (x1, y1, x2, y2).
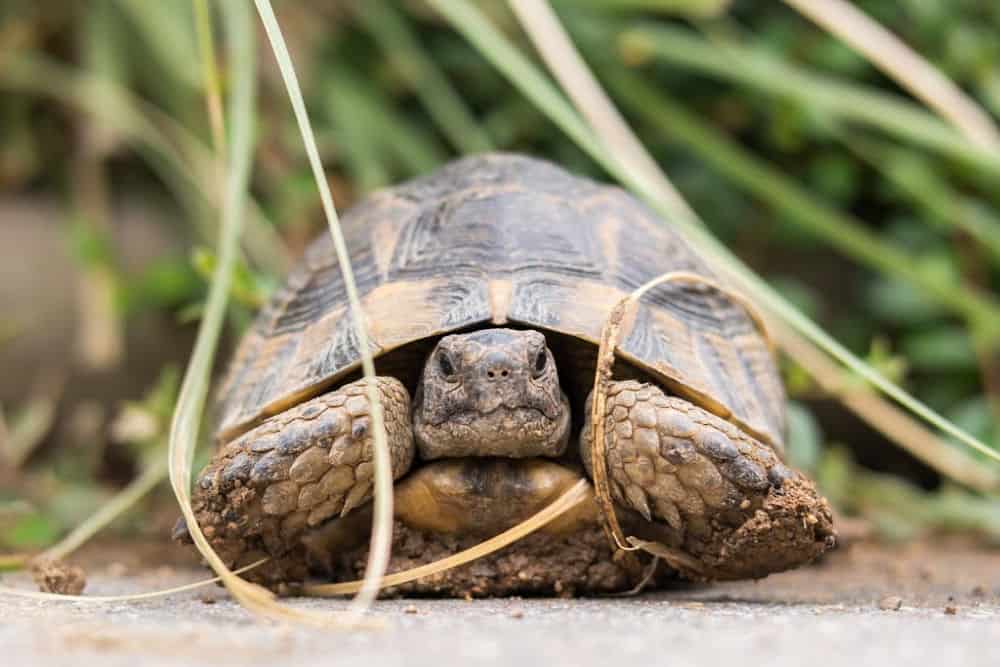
(446, 0, 1000, 476)
(0, 559, 268, 603)
(252, 0, 393, 626)
(167, 0, 373, 628)
(304, 480, 590, 596)
(782, 0, 1000, 151)
(507, 0, 691, 221)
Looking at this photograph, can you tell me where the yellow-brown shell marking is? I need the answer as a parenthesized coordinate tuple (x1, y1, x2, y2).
(217, 154, 784, 451)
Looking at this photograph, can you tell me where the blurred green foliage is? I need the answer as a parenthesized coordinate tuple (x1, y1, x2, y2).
(0, 0, 998, 547)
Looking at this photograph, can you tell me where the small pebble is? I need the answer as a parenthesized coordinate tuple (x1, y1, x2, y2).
(971, 585, 986, 597)
(510, 609, 524, 619)
(944, 605, 958, 615)
(404, 605, 418, 615)
(878, 596, 903, 611)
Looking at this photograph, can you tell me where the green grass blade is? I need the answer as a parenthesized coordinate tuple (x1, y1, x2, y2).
(843, 137, 1000, 268)
(427, 0, 1000, 469)
(425, 1, 647, 202)
(332, 67, 449, 176)
(114, 0, 201, 90)
(42, 455, 167, 562)
(620, 24, 1000, 177)
(323, 69, 394, 192)
(781, 0, 1000, 151)
(508, 0, 694, 223)
(192, 0, 226, 156)
(602, 70, 1000, 331)
(556, 0, 729, 15)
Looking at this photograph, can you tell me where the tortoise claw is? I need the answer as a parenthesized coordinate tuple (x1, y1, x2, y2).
(171, 517, 192, 544)
(581, 381, 835, 581)
(185, 376, 414, 588)
(340, 482, 372, 518)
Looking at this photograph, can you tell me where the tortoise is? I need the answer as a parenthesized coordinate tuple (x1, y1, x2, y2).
(179, 153, 835, 596)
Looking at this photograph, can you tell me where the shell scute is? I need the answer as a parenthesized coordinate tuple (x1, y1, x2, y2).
(217, 154, 784, 453)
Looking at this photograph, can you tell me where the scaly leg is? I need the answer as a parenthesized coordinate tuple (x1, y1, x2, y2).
(581, 380, 835, 581)
(182, 376, 414, 587)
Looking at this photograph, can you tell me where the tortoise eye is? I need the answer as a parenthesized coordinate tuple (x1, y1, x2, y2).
(533, 349, 547, 375)
(438, 352, 456, 378)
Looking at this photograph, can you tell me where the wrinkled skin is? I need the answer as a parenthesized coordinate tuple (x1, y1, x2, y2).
(413, 329, 570, 460)
(181, 328, 834, 593)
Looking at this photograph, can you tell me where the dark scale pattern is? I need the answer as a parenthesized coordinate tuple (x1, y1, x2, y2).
(217, 153, 784, 449)
(190, 376, 415, 585)
(580, 380, 834, 581)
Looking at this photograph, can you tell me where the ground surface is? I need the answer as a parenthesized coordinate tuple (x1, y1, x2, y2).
(2, 540, 998, 666)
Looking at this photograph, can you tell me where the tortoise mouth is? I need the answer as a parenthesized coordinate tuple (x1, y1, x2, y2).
(422, 404, 549, 427)
(413, 396, 572, 461)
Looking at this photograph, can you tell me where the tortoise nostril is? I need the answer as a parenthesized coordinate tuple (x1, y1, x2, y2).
(485, 368, 510, 380)
(482, 351, 516, 381)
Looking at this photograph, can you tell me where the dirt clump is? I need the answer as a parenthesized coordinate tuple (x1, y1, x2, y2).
(331, 520, 644, 597)
(31, 558, 87, 595)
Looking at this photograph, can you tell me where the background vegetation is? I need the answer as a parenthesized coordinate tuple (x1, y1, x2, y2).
(2, 0, 999, 563)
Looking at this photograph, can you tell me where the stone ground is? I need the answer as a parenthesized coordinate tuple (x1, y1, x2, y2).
(2, 540, 998, 667)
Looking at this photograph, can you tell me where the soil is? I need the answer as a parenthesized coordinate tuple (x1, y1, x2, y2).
(331, 521, 636, 597)
(327, 470, 833, 596)
(30, 558, 87, 595)
(29, 533, 1000, 606)
(2, 538, 998, 667)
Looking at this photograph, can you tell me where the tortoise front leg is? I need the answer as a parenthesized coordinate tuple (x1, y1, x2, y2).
(580, 380, 835, 581)
(185, 376, 414, 587)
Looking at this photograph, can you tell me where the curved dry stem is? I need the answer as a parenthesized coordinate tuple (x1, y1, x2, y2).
(303, 479, 591, 597)
(589, 298, 635, 553)
(0, 554, 30, 570)
(0, 559, 268, 603)
(589, 271, 771, 557)
(508, 0, 693, 223)
(782, 0, 1000, 151)
(253, 0, 393, 626)
(774, 324, 1000, 491)
(435, 0, 1000, 478)
(168, 1, 378, 629)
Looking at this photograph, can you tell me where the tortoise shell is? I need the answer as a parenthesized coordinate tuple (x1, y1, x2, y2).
(217, 154, 784, 451)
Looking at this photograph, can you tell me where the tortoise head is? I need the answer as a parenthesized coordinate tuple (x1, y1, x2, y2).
(413, 328, 570, 460)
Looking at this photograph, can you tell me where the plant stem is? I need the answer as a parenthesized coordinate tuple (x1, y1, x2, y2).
(781, 0, 1000, 151)
(254, 0, 392, 626)
(428, 0, 1000, 469)
(619, 24, 1000, 178)
(192, 0, 226, 157)
(604, 69, 1000, 333)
